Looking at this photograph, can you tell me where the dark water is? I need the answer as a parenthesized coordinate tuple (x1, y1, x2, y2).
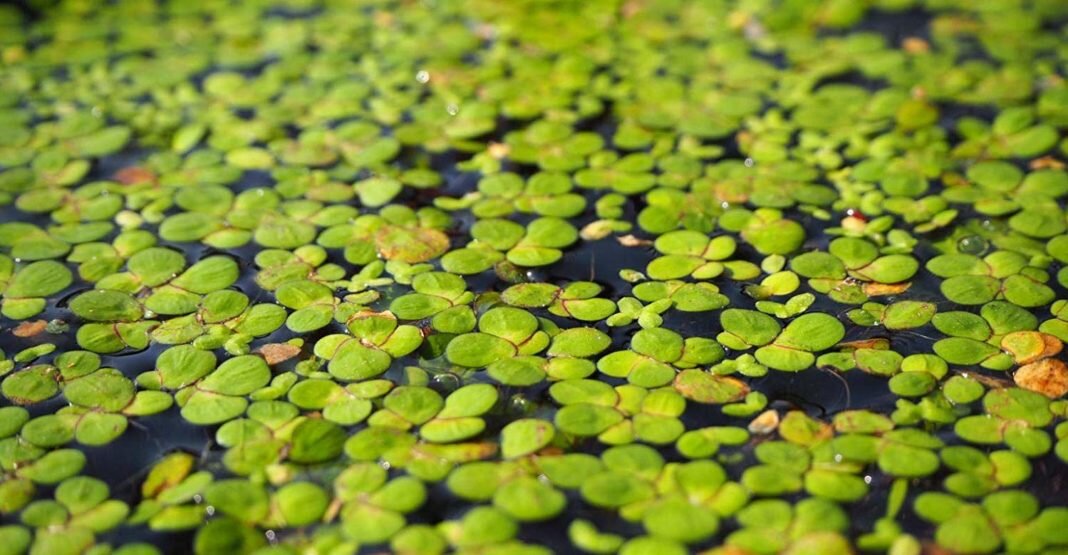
(1, 5, 1067, 554)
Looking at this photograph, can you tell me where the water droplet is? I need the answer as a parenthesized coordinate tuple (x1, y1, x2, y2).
(265, 530, 277, 542)
(744, 157, 755, 167)
(957, 235, 989, 255)
(205, 506, 215, 516)
(980, 218, 1007, 233)
(524, 269, 548, 282)
(864, 475, 872, 484)
(446, 103, 459, 115)
(415, 70, 430, 83)
(432, 372, 460, 392)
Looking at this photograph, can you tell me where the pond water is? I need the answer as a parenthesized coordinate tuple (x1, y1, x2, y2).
(1, 1, 1067, 554)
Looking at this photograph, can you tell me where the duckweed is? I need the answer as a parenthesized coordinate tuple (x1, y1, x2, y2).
(0, 0, 1066, 554)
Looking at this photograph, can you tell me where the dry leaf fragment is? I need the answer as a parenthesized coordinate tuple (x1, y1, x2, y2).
(487, 142, 510, 159)
(863, 282, 912, 296)
(1014, 358, 1068, 399)
(1029, 156, 1065, 170)
(258, 343, 301, 365)
(616, 234, 652, 247)
(748, 409, 780, 434)
(903, 37, 930, 54)
(13, 320, 47, 338)
(114, 166, 156, 185)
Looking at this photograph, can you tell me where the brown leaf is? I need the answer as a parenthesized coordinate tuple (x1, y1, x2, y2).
(473, 23, 496, 40)
(372, 10, 394, 28)
(696, 547, 753, 555)
(748, 409, 780, 435)
(12, 320, 47, 338)
(487, 142, 510, 159)
(323, 497, 344, 522)
(257, 343, 301, 365)
(1014, 358, 1068, 399)
(114, 166, 156, 185)
(621, 0, 645, 18)
(1030, 156, 1065, 170)
(863, 282, 912, 296)
(903, 37, 930, 54)
(414, 441, 498, 462)
(1000, 331, 1062, 365)
(920, 541, 954, 555)
(616, 234, 652, 247)
(533, 446, 565, 458)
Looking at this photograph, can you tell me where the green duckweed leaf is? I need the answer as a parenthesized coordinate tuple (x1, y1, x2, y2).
(69, 290, 142, 322)
(501, 419, 555, 459)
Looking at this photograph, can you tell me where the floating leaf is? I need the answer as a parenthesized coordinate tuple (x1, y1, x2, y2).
(501, 419, 555, 459)
(69, 290, 142, 322)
